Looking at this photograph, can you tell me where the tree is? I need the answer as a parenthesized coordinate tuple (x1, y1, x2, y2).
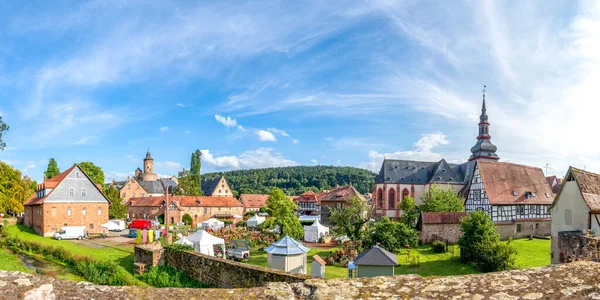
(78, 161, 105, 186)
(362, 217, 418, 252)
(105, 185, 127, 219)
(420, 184, 464, 212)
(329, 196, 371, 241)
(260, 187, 303, 240)
(44, 158, 60, 179)
(182, 213, 193, 226)
(174, 169, 193, 196)
(399, 196, 419, 228)
(458, 210, 516, 272)
(0, 162, 31, 214)
(0, 116, 8, 151)
(190, 150, 203, 196)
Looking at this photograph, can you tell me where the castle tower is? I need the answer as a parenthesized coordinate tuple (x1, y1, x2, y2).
(469, 86, 500, 162)
(141, 150, 158, 181)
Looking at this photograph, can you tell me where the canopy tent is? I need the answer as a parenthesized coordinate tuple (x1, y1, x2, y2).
(303, 219, 329, 243)
(246, 214, 266, 228)
(201, 218, 224, 230)
(298, 215, 320, 222)
(233, 214, 243, 220)
(174, 237, 194, 247)
(100, 221, 121, 231)
(185, 230, 226, 258)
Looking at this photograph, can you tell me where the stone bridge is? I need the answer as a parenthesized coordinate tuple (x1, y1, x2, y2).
(0, 261, 599, 299)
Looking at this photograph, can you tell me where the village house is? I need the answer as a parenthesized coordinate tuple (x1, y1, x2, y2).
(24, 165, 110, 236)
(238, 194, 269, 213)
(293, 191, 321, 217)
(546, 175, 562, 194)
(551, 167, 600, 264)
(319, 185, 367, 224)
(202, 176, 234, 197)
(127, 195, 243, 226)
(416, 212, 467, 244)
(463, 160, 554, 240)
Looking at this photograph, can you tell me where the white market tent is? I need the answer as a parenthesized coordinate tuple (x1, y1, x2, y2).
(246, 214, 266, 228)
(174, 237, 194, 247)
(100, 221, 122, 231)
(303, 220, 329, 243)
(185, 230, 226, 258)
(201, 218, 224, 230)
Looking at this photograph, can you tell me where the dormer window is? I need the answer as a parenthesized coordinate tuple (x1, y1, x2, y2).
(69, 188, 74, 196)
(81, 188, 87, 196)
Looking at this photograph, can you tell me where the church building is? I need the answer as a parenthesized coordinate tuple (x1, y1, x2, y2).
(373, 88, 554, 239)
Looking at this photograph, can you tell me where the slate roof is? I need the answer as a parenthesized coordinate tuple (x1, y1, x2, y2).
(139, 180, 166, 194)
(201, 177, 222, 196)
(264, 235, 310, 255)
(112, 180, 126, 190)
(239, 194, 269, 209)
(353, 246, 398, 266)
(319, 185, 366, 203)
(476, 161, 555, 205)
(420, 212, 467, 224)
(159, 179, 178, 193)
(566, 167, 600, 212)
(376, 159, 473, 185)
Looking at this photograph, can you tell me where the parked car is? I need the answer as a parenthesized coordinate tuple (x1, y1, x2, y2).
(53, 226, 88, 240)
(129, 219, 152, 230)
(128, 228, 138, 238)
(227, 240, 250, 261)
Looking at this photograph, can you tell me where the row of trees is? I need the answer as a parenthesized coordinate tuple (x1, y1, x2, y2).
(203, 166, 376, 197)
(0, 162, 36, 215)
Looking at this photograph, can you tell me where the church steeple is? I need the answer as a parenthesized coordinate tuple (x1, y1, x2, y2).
(469, 86, 499, 162)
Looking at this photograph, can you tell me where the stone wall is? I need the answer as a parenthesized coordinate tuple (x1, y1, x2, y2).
(134, 244, 311, 288)
(555, 231, 600, 263)
(3, 262, 600, 299)
(496, 220, 551, 240)
(419, 223, 462, 244)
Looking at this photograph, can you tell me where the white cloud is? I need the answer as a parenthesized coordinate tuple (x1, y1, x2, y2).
(22, 163, 36, 174)
(176, 103, 189, 107)
(155, 161, 182, 170)
(72, 136, 96, 145)
(214, 114, 239, 128)
(257, 130, 277, 142)
(160, 126, 169, 132)
(360, 133, 450, 172)
(292, 139, 299, 144)
(105, 171, 135, 181)
(311, 159, 318, 165)
(201, 148, 297, 170)
(267, 127, 289, 137)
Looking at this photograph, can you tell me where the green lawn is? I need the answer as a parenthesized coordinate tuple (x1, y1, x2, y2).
(247, 238, 551, 278)
(4, 225, 135, 273)
(0, 247, 29, 272)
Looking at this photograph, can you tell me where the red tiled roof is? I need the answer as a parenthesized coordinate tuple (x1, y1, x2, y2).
(128, 195, 243, 208)
(477, 161, 555, 205)
(319, 185, 366, 202)
(421, 212, 467, 224)
(239, 194, 269, 209)
(570, 167, 600, 211)
(25, 165, 78, 206)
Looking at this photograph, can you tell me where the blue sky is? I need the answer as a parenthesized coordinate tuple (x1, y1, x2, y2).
(1, 0, 599, 182)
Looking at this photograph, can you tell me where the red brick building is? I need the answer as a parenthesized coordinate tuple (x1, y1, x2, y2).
(127, 195, 243, 226)
(238, 194, 269, 213)
(24, 165, 110, 236)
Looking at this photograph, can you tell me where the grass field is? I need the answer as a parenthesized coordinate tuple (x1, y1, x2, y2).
(247, 238, 551, 278)
(0, 247, 29, 272)
(3, 225, 136, 273)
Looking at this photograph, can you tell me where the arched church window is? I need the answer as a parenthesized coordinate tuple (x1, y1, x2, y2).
(377, 188, 383, 209)
(388, 189, 396, 209)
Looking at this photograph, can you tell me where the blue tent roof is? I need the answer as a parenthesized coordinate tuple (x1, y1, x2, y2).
(264, 235, 310, 255)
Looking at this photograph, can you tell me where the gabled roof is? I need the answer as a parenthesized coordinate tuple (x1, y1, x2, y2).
(139, 180, 165, 194)
(25, 165, 110, 206)
(239, 194, 269, 209)
(201, 176, 223, 196)
(319, 185, 366, 202)
(554, 167, 600, 212)
(295, 190, 320, 203)
(353, 246, 398, 266)
(420, 212, 467, 224)
(312, 254, 326, 266)
(475, 161, 554, 205)
(264, 235, 310, 255)
(546, 175, 560, 193)
(376, 159, 470, 185)
(127, 195, 243, 208)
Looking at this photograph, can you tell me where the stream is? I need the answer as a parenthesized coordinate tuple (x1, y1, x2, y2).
(16, 252, 74, 278)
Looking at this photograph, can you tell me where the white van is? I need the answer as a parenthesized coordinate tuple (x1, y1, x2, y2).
(53, 226, 88, 240)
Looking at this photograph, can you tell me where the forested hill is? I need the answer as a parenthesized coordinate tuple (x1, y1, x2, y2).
(202, 166, 376, 196)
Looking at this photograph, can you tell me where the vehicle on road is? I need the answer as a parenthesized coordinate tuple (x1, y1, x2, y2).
(53, 226, 88, 240)
(227, 240, 251, 261)
(127, 228, 138, 238)
(129, 219, 152, 230)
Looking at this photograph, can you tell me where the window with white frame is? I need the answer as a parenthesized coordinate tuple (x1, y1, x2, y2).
(81, 188, 87, 196)
(69, 188, 74, 196)
(98, 208, 102, 216)
(82, 208, 86, 216)
(67, 208, 72, 216)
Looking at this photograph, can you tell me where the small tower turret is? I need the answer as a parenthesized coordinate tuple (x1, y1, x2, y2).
(469, 86, 499, 162)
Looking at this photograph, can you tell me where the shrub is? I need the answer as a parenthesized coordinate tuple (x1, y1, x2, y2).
(361, 217, 418, 252)
(157, 214, 164, 224)
(182, 214, 193, 225)
(73, 258, 134, 286)
(431, 240, 446, 253)
(236, 221, 246, 227)
(165, 243, 193, 253)
(137, 266, 209, 288)
(223, 220, 233, 225)
(458, 211, 516, 272)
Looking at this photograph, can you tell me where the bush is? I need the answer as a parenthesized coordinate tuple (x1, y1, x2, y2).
(182, 214, 193, 225)
(137, 266, 209, 288)
(223, 220, 233, 225)
(74, 258, 134, 286)
(431, 240, 446, 253)
(165, 243, 193, 253)
(361, 217, 418, 252)
(458, 211, 516, 272)
(236, 221, 246, 227)
(157, 214, 164, 224)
